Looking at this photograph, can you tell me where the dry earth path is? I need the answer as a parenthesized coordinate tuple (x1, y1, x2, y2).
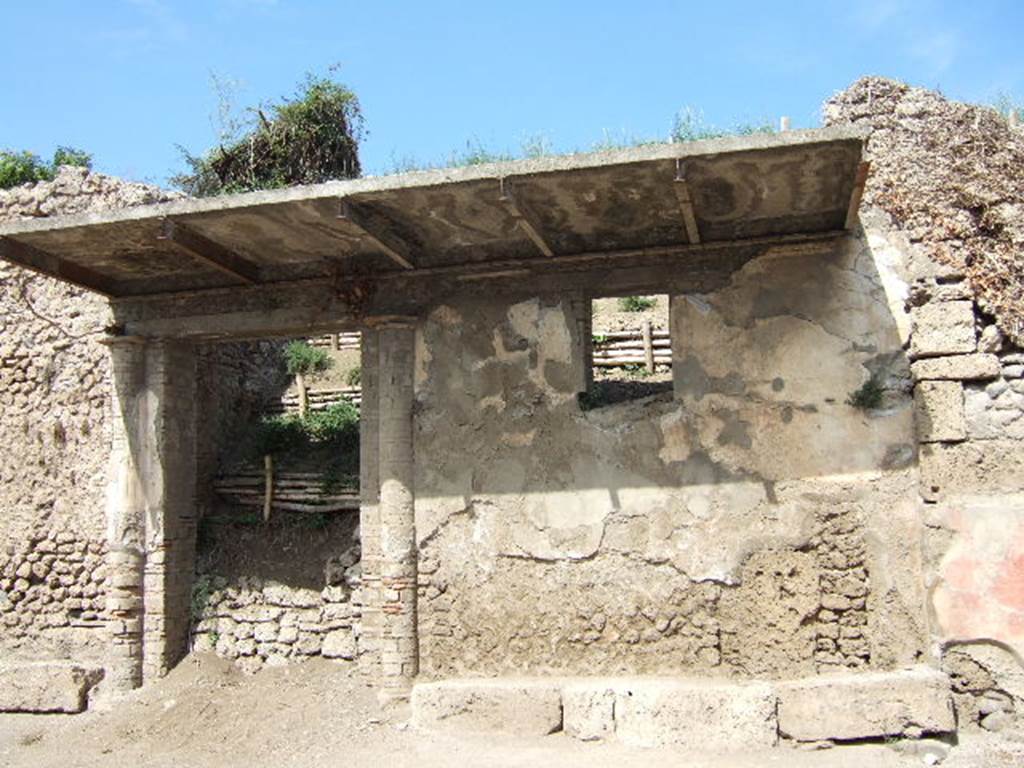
(1, 654, 1022, 768)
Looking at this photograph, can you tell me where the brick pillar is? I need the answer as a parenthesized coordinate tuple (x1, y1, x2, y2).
(103, 337, 147, 693)
(140, 340, 198, 682)
(377, 323, 418, 700)
(357, 328, 382, 678)
(101, 337, 198, 691)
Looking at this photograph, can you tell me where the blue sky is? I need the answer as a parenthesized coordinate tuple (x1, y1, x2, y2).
(2, 1, 1022, 186)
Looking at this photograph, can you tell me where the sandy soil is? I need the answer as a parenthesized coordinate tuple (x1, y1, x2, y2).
(592, 294, 668, 332)
(2, 654, 1022, 768)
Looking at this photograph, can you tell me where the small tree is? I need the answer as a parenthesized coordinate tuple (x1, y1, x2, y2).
(284, 340, 332, 417)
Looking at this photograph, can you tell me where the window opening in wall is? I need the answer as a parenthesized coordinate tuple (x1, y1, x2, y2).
(579, 294, 673, 410)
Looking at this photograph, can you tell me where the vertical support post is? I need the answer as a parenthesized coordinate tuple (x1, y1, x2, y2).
(101, 336, 198, 693)
(140, 340, 198, 683)
(569, 293, 593, 394)
(102, 337, 147, 694)
(642, 319, 654, 374)
(357, 328, 382, 679)
(331, 332, 340, 351)
(376, 322, 417, 701)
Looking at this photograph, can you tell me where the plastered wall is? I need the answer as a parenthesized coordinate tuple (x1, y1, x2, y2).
(412, 231, 928, 679)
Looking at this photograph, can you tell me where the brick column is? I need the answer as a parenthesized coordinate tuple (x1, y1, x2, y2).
(101, 337, 198, 691)
(140, 340, 198, 682)
(377, 323, 418, 700)
(357, 328, 382, 678)
(103, 337, 147, 694)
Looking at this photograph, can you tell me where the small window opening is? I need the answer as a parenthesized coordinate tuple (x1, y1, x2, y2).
(579, 294, 673, 410)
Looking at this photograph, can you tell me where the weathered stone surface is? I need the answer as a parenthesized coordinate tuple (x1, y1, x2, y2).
(920, 442, 1024, 501)
(411, 679, 562, 736)
(562, 684, 615, 741)
(911, 354, 1001, 381)
(915, 381, 966, 442)
(612, 679, 777, 749)
(777, 667, 955, 741)
(0, 663, 103, 713)
(910, 301, 976, 359)
(321, 629, 356, 660)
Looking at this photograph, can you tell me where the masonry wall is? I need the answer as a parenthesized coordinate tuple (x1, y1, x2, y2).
(412, 229, 927, 680)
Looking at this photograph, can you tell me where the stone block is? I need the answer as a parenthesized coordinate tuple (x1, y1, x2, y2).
(411, 679, 562, 737)
(911, 354, 1000, 381)
(0, 663, 103, 713)
(562, 684, 615, 741)
(321, 629, 356, 660)
(920, 441, 1024, 501)
(910, 301, 976, 359)
(776, 667, 955, 742)
(611, 679, 777, 749)
(914, 381, 966, 442)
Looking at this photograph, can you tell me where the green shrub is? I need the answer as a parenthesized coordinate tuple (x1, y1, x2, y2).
(248, 401, 359, 460)
(173, 73, 364, 197)
(346, 366, 361, 386)
(284, 340, 332, 377)
(847, 374, 885, 410)
(0, 146, 91, 190)
(618, 296, 656, 312)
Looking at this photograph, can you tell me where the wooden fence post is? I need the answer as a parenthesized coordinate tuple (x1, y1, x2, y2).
(642, 320, 654, 374)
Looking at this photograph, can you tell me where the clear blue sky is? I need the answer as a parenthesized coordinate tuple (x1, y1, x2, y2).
(3, 1, 1022, 186)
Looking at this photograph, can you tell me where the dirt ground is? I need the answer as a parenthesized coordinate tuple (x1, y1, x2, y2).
(2, 654, 1022, 768)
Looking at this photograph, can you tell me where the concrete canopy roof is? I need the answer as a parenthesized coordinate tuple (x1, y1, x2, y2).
(0, 127, 867, 300)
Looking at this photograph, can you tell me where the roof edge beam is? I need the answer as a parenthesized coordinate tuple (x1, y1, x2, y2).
(845, 161, 871, 230)
(498, 179, 555, 257)
(159, 219, 260, 285)
(673, 160, 701, 245)
(0, 236, 117, 297)
(337, 200, 415, 270)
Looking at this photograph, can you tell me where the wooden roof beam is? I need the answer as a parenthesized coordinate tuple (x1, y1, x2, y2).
(159, 219, 260, 285)
(0, 236, 117, 297)
(337, 200, 415, 270)
(498, 179, 555, 258)
(673, 159, 701, 245)
(845, 161, 871, 230)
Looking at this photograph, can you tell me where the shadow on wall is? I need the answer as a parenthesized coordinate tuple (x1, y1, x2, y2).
(413, 230, 913, 508)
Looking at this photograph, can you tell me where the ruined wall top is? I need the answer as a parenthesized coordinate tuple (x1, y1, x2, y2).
(825, 76, 1024, 346)
(0, 166, 182, 224)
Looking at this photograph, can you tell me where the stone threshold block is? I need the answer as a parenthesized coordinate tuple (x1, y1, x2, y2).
(0, 662, 105, 714)
(411, 679, 563, 736)
(776, 666, 955, 742)
(564, 678, 777, 749)
(413, 667, 955, 749)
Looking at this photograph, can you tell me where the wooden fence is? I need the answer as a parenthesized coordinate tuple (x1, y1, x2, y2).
(592, 323, 671, 371)
(214, 470, 359, 514)
(265, 385, 363, 414)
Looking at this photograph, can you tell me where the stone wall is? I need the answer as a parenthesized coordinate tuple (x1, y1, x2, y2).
(827, 77, 1024, 734)
(0, 168, 180, 665)
(411, 226, 925, 680)
(0, 169, 289, 684)
(189, 512, 362, 673)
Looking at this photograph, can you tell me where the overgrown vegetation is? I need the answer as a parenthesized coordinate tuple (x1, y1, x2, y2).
(346, 365, 362, 386)
(993, 92, 1023, 123)
(0, 146, 92, 190)
(618, 295, 656, 312)
(284, 340, 332, 377)
(671, 107, 775, 143)
(847, 374, 885, 410)
(173, 73, 365, 196)
(249, 400, 360, 461)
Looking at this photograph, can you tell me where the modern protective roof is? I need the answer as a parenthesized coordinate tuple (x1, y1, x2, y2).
(0, 126, 868, 299)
